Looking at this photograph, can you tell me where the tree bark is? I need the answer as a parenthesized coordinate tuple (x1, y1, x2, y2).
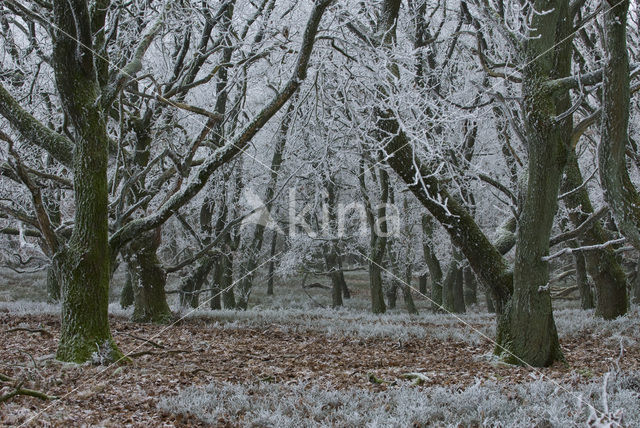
(442, 249, 465, 313)
(421, 215, 443, 311)
(46, 265, 60, 302)
(495, 0, 568, 366)
(463, 266, 478, 305)
(119, 265, 134, 309)
(52, 0, 121, 363)
(561, 151, 627, 317)
(128, 231, 172, 324)
(573, 249, 595, 310)
(598, 0, 640, 252)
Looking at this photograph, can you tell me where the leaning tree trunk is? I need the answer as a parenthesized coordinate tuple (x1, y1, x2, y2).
(561, 151, 626, 317)
(599, 0, 640, 254)
(52, 0, 121, 363)
(179, 257, 216, 308)
(495, 0, 568, 366)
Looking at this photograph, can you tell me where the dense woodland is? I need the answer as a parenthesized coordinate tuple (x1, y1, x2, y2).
(1, 0, 640, 424)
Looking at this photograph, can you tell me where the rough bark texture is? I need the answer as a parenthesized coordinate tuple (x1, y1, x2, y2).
(495, 0, 567, 366)
(561, 152, 627, 318)
(599, 0, 640, 252)
(128, 231, 172, 324)
(52, 0, 121, 363)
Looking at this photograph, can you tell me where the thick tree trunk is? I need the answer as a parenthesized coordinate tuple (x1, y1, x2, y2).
(495, 0, 568, 366)
(52, 0, 120, 363)
(129, 232, 172, 324)
(561, 152, 626, 317)
(599, 0, 640, 252)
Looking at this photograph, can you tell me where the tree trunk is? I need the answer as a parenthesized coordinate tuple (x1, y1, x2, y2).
(485, 288, 496, 313)
(561, 151, 627, 318)
(386, 280, 398, 310)
(337, 256, 351, 299)
(46, 265, 60, 302)
(266, 232, 277, 296)
(402, 265, 418, 315)
(129, 232, 172, 324)
(52, 0, 120, 363)
(119, 265, 134, 309)
(443, 249, 465, 313)
(632, 260, 640, 305)
(219, 253, 236, 309)
(419, 274, 427, 294)
(495, 0, 568, 366)
(238, 98, 295, 301)
(179, 257, 216, 308)
(422, 215, 443, 311)
(463, 266, 477, 305)
(598, 0, 640, 252)
(573, 249, 595, 310)
(369, 263, 386, 314)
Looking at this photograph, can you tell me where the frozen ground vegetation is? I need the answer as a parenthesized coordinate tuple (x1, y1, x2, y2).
(159, 370, 640, 427)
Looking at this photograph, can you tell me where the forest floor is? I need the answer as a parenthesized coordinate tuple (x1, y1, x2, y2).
(1, 270, 640, 426)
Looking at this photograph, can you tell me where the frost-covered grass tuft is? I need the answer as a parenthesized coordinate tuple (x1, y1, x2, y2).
(159, 371, 640, 427)
(179, 305, 495, 344)
(0, 300, 133, 317)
